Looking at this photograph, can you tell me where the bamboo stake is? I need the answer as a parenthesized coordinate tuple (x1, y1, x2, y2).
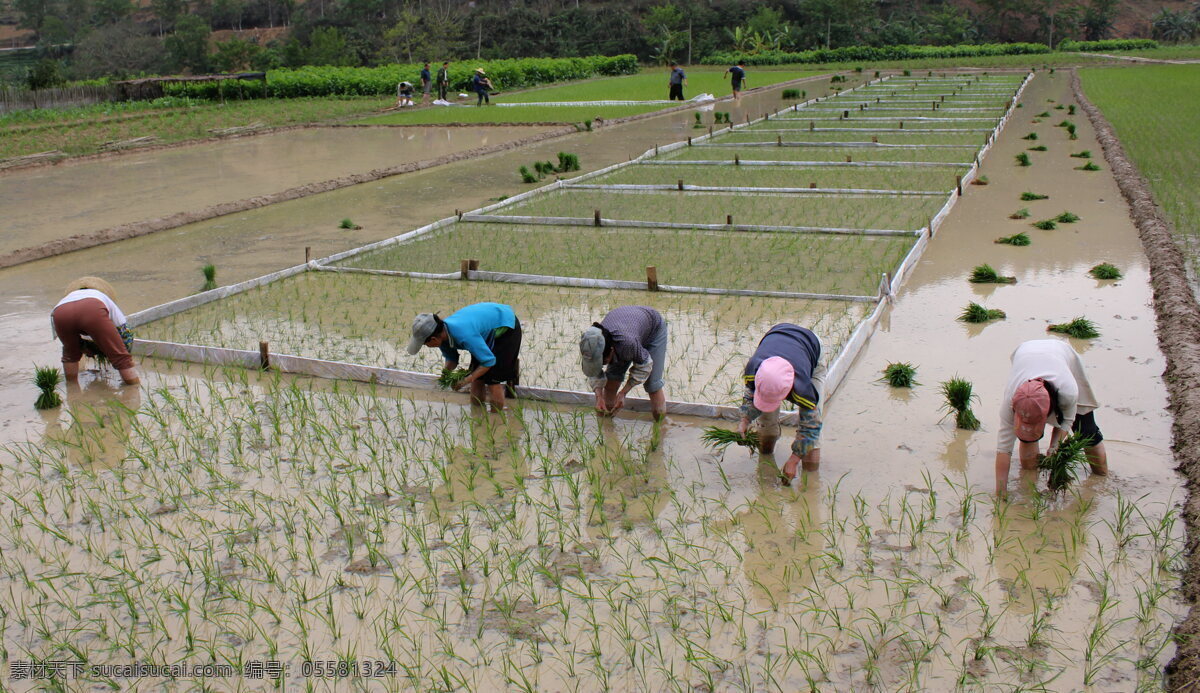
(646, 266, 658, 291)
(305, 246, 311, 264)
(259, 341, 270, 370)
(594, 209, 601, 226)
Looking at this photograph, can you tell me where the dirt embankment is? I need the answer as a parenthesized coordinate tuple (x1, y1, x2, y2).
(1071, 70, 1200, 690)
(0, 125, 574, 270)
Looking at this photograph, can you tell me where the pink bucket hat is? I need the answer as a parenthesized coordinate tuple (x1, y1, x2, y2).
(1012, 378, 1051, 442)
(754, 356, 794, 413)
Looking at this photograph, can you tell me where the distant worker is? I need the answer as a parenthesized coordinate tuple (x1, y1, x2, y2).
(579, 306, 669, 420)
(51, 277, 139, 385)
(420, 62, 432, 105)
(668, 62, 687, 101)
(725, 61, 747, 98)
(407, 303, 522, 411)
(436, 61, 451, 101)
(396, 81, 414, 108)
(472, 68, 493, 106)
(737, 324, 826, 482)
(995, 339, 1108, 496)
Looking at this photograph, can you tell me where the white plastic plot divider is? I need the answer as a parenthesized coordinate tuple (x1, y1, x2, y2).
(131, 339, 784, 423)
(697, 142, 978, 149)
(781, 117, 999, 122)
(563, 183, 948, 196)
(819, 71, 1033, 398)
(634, 160, 972, 169)
(459, 214, 919, 237)
(748, 127, 995, 133)
(313, 264, 879, 303)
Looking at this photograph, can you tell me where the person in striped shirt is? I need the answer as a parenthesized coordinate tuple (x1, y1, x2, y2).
(738, 323, 826, 482)
(579, 306, 668, 420)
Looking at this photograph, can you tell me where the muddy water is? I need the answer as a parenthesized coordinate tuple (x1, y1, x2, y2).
(0, 126, 552, 255)
(0, 75, 840, 443)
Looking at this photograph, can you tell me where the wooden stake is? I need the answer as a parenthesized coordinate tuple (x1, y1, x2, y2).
(677, 179, 684, 191)
(468, 259, 480, 271)
(777, 135, 783, 146)
(809, 121, 814, 131)
(809, 182, 817, 189)
(646, 266, 658, 291)
(455, 209, 462, 220)
(687, 136, 692, 146)
(899, 120, 904, 129)
(709, 126, 713, 137)
(726, 214, 733, 225)
(872, 135, 878, 143)
(846, 155, 852, 163)
(843, 109, 849, 119)
(305, 246, 311, 264)
(259, 341, 270, 370)
(460, 259, 470, 279)
(734, 154, 740, 166)
(594, 209, 601, 226)
(956, 175, 963, 196)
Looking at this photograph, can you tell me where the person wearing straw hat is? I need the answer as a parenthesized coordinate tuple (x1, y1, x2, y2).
(407, 303, 521, 411)
(579, 306, 668, 420)
(51, 277, 139, 385)
(471, 68, 493, 106)
(995, 339, 1107, 496)
(737, 324, 826, 482)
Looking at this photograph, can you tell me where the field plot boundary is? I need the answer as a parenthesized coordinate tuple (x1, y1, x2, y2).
(460, 214, 919, 237)
(128, 70, 1031, 419)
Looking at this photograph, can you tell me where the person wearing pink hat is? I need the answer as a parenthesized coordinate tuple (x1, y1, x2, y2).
(995, 339, 1108, 495)
(737, 324, 826, 482)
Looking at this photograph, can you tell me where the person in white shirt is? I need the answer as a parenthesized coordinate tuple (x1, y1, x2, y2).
(995, 339, 1107, 495)
(50, 277, 139, 385)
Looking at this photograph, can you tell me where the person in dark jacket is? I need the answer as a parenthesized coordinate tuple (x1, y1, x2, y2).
(579, 306, 669, 419)
(668, 63, 687, 101)
(738, 324, 826, 482)
(472, 68, 493, 106)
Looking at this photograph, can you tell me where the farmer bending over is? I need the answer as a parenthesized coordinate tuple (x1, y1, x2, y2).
(51, 276, 139, 385)
(579, 305, 668, 420)
(407, 303, 521, 411)
(396, 81, 414, 108)
(738, 324, 826, 482)
(995, 339, 1108, 496)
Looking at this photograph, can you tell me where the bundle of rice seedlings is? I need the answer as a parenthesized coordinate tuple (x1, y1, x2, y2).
(201, 264, 217, 291)
(1067, 123, 1078, 139)
(1021, 132, 1038, 141)
(940, 377, 980, 430)
(1028, 145, 1048, 152)
(1056, 119, 1073, 128)
(533, 161, 555, 177)
(33, 366, 62, 410)
(1015, 152, 1032, 167)
(556, 152, 581, 172)
(693, 112, 705, 128)
(1035, 111, 1051, 118)
(701, 426, 760, 450)
(1068, 105, 1077, 115)
(1048, 317, 1100, 339)
(519, 165, 537, 183)
(881, 362, 917, 388)
(1089, 262, 1122, 280)
(1032, 219, 1057, 230)
(1054, 104, 1065, 110)
(782, 88, 801, 99)
(437, 368, 471, 390)
(1070, 150, 1092, 158)
(1038, 432, 1092, 492)
(969, 264, 1017, 284)
(995, 232, 1031, 246)
(959, 302, 1006, 323)
(1077, 161, 1101, 171)
(1021, 191, 1049, 201)
(1009, 208, 1031, 220)
(1054, 211, 1080, 223)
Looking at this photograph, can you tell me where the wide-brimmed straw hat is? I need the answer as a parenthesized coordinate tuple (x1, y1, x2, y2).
(475, 68, 486, 74)
(66, 276, 116, 300)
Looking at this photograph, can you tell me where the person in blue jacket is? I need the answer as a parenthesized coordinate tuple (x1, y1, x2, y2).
(408, 303, 521, 411)
(471, 68, 493, 106)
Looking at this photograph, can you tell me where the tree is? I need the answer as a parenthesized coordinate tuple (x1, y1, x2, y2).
(151, 0, 185, 35)
(211, 37, 264, 70)
(72, 21, 167, 78)
(643, 3, 685, 64)
(14, 0, 53, 35)
(924, 5, 977, 45)
(305, 26, 355, 65)
(92, 0, 134, 24)
(1080, 0, 1118, 40)
(27, 58, 65, 88)
(210, 0, 246, 29)
(165, 14, 212, 73)
(1152, 7, 1196, 41)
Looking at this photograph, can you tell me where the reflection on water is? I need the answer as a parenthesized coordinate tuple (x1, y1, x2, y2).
(40, 376, 141, 469)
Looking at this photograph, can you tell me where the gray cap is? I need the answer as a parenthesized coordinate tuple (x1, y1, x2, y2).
(406, 313, 439, 355)
(579, 326, 605, 378)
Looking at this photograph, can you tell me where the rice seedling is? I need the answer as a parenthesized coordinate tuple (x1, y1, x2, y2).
(33, 366, 62, 410)
(1015, 152, 1032, 166)
(1089, 262, 1122, 280)
(1021, 132, 1038, 141)
(436, 368, 471, 390)
(1054, 103, 1065, 110)
(533, 161, 555, 178)
(556, 152, 581, 172)
(1054, 211, 1080, 223)
(1077, 161, 1101, 171)
(881, 362, 917, 387)
(339, 218, 358, 230)
(1027, 145, 1048, 151)
(959, 302, 1006, 323)
(1038, 432, 1092, 492)
(1068, 104, 1076, 114)
(969, 264, 1016, 284)
(781, 89, 801, 99)
(1035, 111, 1051, 118)
(1056, 120, 1073, 128)
(1020, 191, 1049, 201)
(939, 377, 980, 430)
(693, 112, 705, 129)
(201, 264, 217, 291)
(1047, 317, 1100, 339)
(1067, 123, 1078, 139)
(995, 232, 1031, 246)
(519, 166, 538, 184)
(1009, 208, 1031, 220)
(1032, 219, 1057, 230)
(1070, 150, 1092, 158)
(700, 426, 760, 450)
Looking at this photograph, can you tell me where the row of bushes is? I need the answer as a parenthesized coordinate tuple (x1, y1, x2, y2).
(161, 55, 638, 100)
(703, 42, 1054, 66)
(1058, 39, 1160, 52)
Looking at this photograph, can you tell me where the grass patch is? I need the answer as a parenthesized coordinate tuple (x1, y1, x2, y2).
(959, 302, 1006, 323)
(881, 362, 917, 388)
(1020, 191, 1050, 201)
(940, 376, 980, 430)
(1054, 211, 1080, 223)
(1076, 161, 1101, 171)
(969, 264, 1016, 284)
(1032, 219, 1057, 230)
(995, 232, 1031, 246)
(1015, 152, 1032, 166)
(1047, 317, 1100, 339)
(1009, 208, 1031, 219)
(1089, 262, 1122, 280)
